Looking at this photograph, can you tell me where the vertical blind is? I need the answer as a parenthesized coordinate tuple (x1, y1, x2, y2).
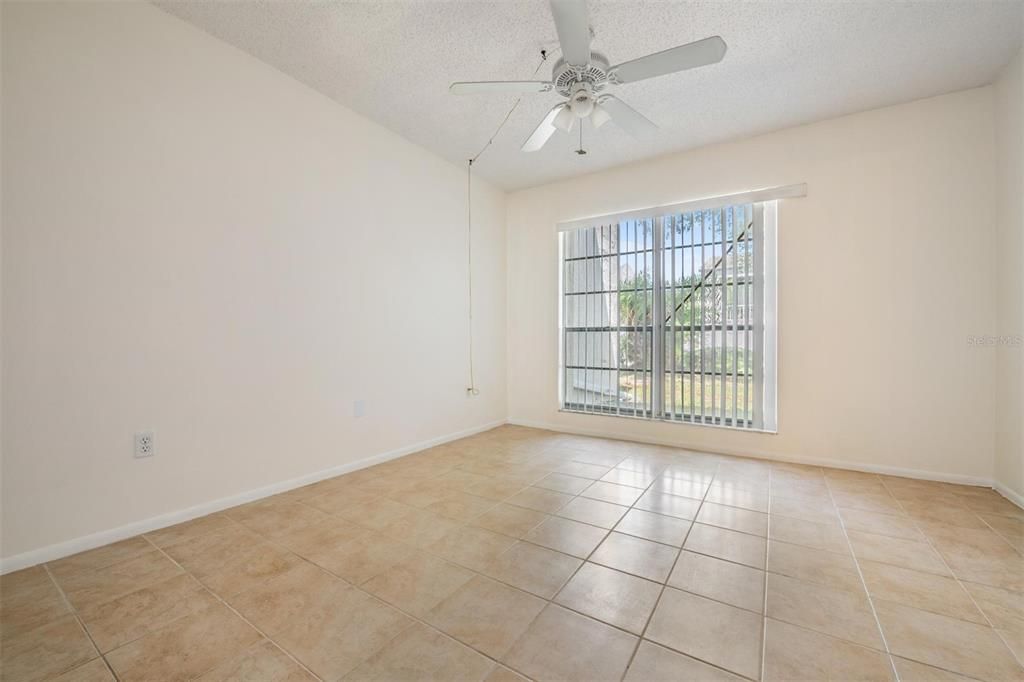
(559, 200, 777, 431)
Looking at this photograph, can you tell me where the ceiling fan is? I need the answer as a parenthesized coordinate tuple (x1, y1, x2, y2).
(449, 0, 727, 152)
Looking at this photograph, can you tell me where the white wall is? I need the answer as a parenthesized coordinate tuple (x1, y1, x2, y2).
(507, 88, 998, 484)
(994, 45, 1024, 503)
(1, 1, 506, 560)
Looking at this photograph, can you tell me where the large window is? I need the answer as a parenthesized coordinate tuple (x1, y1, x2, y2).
(559, 200, 777, 431)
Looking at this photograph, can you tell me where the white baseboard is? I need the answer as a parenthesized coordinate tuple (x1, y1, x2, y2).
(507, 417, 997, 488)
(0, 419, 506, 575)
(994, 480, 1024, 509)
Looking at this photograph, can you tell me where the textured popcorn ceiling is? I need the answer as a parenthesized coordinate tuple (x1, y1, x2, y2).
(155, 1, 1023, 190)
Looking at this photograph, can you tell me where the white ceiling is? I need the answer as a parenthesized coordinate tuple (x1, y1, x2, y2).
(156, 1, 1023, 191)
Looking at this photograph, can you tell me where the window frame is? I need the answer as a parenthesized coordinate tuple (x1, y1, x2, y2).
(557, 198, 780, 433)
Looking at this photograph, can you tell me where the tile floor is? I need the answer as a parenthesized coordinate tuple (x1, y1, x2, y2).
(2, 425, 1023, 681)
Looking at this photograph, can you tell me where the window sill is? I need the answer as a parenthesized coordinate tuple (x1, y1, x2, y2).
(557, 408, 778, 435)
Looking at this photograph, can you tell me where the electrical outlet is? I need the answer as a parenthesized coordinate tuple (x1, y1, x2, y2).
(353, 400, 366, 418)
(134, 431, 154, 458)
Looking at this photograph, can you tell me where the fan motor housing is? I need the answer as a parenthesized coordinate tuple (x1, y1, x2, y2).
(552, 53, 611, 97)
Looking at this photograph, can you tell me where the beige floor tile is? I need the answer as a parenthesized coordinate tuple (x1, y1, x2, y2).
(340, 498, 419, 531)
(769, 515, 850, 554)
(571, 450, 628, 468)
(428, 525, 517, 572)
(554, 562, 661, 634)
(582, 480, 645, 506)
(599, 468, 656, 489)
(634, 490, 702, 520)
(614, 508, 691, 547)
(840, 508, 924, 540)
(105, 603, 261, 682)
(646, 587, 762, 679)
(426, 576, 545, 659)
(503, 604, 638, 682)
(661, 464, 720, 486)
(556, 496, 630, 529)
(164, 527, 303, 598)
(591, 532, 679, 582)
(900, 503, 992, 533)
(274, 514, 365, 557)
(50, 658, 116, 682)
(229, 501, 333, 540)
(363, 552, 474, 618)
(144, 514, 239, 549)
(763, 618, 894, 682)
(832, 491, 905, 515)
(891, 657, 977, 681)
(303, 487, 381, 515)
(485, 665, 529, 682)
(668, 551, 765, 613)
(345, 622, 494, 681)
(684, 523, 767, 569)
(704, 484, 770, 513)
(624, 640, 745, 682)
(0, 615, 98, 682)
(936, 544, 1024, 593)
(196, 640, 316, 681)
(553, 461, 613, 479)
(229, 562, 412, 680)
(425, 492, 497, 522)
(506, 486, 574, 513)
(957, 492, 1024, 519)
(482, 541, 581, 599)
(650, 476, 710, 500)
(0, 567, 71, 643)
(874, 599, 1023, 680)
(770, 494, 840, 524)
(523, 516, 609, 558)
(48, 537, 155, 582)
(980, 513, 1024, 552)
(56, 550, 184, 612)
(308, 532, 416, 585)
(385, 480, 457, 509)
(466, 477, 529, 502)
(471, 503, 549, 538)
(767, 540, 863, 592)
(859, 560, 986, 624)
(1, 565, 55, 597)
(961, 580, 1024, 642)
(380, 509, 463, 548)
(765, 573, 883, 649)
(535, 473, 593, 495)
(846, 530, 952, 576)
(697, 502, 769, 537)
(78, 573, 220, 652)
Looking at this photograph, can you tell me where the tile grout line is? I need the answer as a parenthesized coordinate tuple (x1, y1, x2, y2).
(824, 476, 901, 682)
(758, 466, 772, 682)
(41, 562, 122, 682)
(882, 483, 1024, 674)
(617, 461, 725, 682)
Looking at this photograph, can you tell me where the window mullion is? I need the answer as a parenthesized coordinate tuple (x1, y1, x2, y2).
(652, 216, 665, 420)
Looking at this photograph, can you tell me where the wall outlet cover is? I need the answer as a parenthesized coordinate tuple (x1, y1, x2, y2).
(134, 431, 154, 458)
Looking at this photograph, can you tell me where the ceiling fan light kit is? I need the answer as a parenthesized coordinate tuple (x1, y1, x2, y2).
(449, 0, 727, 153)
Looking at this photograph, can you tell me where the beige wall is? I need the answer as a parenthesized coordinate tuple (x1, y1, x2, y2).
(994, 45, 1024, 503)
(507, 88, 998, 483)
(1, 2, 507, 561)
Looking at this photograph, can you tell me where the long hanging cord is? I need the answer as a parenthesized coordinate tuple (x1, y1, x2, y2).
(465, 49, 554, 395)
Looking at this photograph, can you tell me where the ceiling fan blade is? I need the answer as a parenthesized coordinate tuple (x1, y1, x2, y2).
(522, 104, 567, 152)
(449, 81, 553, 95)
(598, 95, 657, 138)
(610, 36, 727, 84)
(549, 0, 591, 66)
